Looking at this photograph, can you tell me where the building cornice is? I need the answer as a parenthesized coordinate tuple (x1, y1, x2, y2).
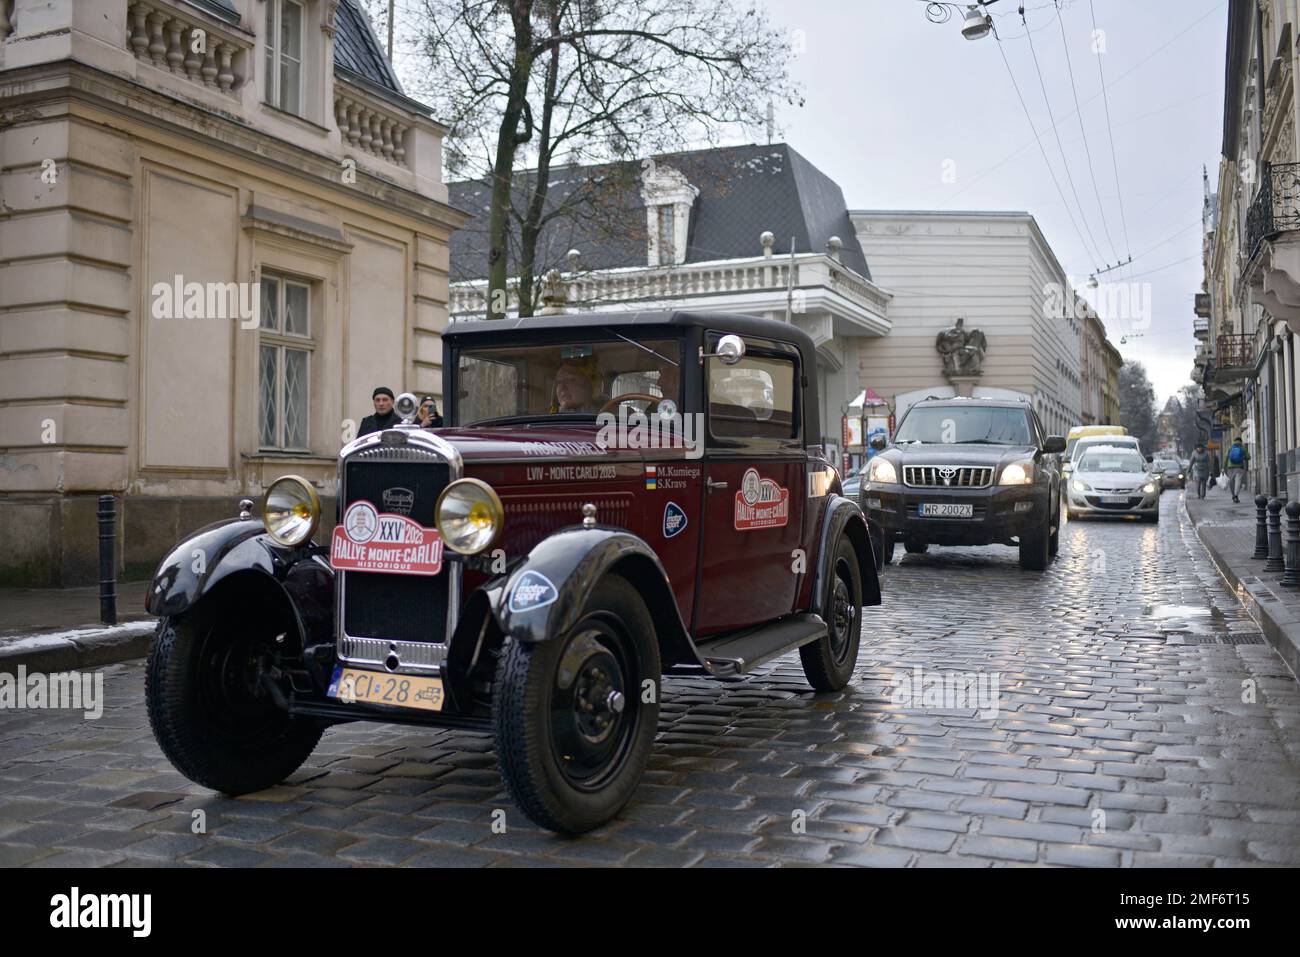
(0, 59, 469, 235)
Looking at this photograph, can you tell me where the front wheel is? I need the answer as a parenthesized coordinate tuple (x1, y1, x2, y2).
(492, 576, 660, 834)
(800, 537, 864, 692)
(1019, 512, 1051, 571)
(146, 614, 322, 795)
(903, 538, 929, 555)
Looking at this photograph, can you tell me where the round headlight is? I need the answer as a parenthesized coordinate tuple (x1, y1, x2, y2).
(435, 478, 503, 555)
(262, 475, 321, 547)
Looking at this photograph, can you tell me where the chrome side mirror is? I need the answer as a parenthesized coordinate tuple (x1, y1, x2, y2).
(394, 392, 419, 423)
(702, 334, 746, 365)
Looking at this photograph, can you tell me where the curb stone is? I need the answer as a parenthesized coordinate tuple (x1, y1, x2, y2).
(1184, 498, 1300, 681)
(0, 621, 157, 676)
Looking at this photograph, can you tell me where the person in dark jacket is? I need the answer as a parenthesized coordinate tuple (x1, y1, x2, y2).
(358, 387, 400, 436)
(417, 396, 443, 428)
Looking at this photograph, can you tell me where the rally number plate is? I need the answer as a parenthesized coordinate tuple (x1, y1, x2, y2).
(327, 667, 444, 712)
(919, 502, 974, 518)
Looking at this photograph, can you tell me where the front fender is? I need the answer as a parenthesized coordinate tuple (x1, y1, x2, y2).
(812, 496, 881, 613)
(146, 518, 317, 618)
(481, 525, 695, 664)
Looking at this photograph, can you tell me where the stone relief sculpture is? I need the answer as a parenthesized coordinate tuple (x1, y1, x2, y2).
(936, 316, 987, 377)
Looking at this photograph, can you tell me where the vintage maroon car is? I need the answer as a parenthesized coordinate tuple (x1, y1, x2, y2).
(144, 311, 881, 833)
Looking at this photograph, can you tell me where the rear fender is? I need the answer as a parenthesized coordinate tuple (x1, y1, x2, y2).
(812, 496, 881, 613)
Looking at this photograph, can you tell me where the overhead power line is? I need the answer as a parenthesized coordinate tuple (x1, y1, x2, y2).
(1089, 0, 1134, 268)
(1020, 12, 1105, 268)
(993, 27, 1101, 274)
(1055, 0, 1121, 265)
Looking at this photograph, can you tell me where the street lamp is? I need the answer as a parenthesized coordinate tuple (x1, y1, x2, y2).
(960, 4, 993, 40)
(923, 1, 999, 40)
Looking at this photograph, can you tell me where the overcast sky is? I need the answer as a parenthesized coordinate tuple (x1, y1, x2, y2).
(758, 0, 1226, 404)
(383, 0, 1224, 405)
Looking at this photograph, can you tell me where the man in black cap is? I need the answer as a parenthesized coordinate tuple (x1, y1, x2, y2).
(358, 387, 400, 436)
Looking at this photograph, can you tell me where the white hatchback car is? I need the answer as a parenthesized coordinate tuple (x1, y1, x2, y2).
(1066, 445, 1160, 522)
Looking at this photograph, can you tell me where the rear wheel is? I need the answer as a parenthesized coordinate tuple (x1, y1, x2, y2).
(1019, 512, 1051, 571)
(799, 537, 864, 692)
(493, 576, 660, 835)
(146, 614, 322, 795)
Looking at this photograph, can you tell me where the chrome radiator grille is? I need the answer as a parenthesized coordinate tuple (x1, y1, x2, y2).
(903, 465, 995, 488)
(337, 437, 454, 671)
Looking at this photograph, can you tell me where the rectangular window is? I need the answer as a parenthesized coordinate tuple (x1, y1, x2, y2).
(657, 206, 675, 263)
(258, 271, 313, 450)
(265, 0, 304, 115)
(708, 350, 797, 441)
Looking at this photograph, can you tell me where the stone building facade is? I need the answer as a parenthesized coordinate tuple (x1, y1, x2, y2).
(851, 210, 1109, 437)
(0, 0, 465, 585)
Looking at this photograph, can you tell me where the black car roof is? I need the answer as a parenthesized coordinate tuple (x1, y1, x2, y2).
(910, 397, 1032, 409)
(441, 309, 816, 354)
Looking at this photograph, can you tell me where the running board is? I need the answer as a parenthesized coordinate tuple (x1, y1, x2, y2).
(696, 614, 827, 677)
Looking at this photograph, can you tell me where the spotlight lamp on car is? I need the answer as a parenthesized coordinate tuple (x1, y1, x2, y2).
(262, 475, 321, 547)
(435, 478, 504, 555)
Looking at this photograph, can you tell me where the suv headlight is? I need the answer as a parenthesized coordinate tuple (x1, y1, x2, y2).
(867, 457, 897, 484)
(999, 461, 1034, 485)
(263, 475, 321, 547)
(436, 478, 504, 554)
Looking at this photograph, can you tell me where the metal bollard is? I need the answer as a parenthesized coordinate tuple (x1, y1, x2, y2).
(1284, 501, 1300, 588)
(1266, 497, 1286, 573)
(1254, 495, 1270, 559)
(97, 494, 118, 625)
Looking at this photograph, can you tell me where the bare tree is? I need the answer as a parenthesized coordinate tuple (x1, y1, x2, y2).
(406, 0, 799, 318)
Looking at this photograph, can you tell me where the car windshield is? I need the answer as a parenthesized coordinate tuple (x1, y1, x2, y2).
(894, 405, 1032, 445)
(456, 335, 681, 425)
(1078, 449, 1146, 473)
(1073, 438, 1136, 461)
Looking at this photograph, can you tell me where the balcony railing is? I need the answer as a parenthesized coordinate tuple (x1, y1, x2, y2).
(1244, 161, 1300, 271)
(450, 253, 891, 321)
(1215, 333, 1255, 373)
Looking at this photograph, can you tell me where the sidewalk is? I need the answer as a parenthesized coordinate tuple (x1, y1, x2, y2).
(0, 580, 156, 675)
(1186, 486, 1300, 680)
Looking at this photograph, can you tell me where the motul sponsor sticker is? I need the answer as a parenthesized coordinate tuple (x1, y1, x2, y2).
(734, 468, 790, 531)
(330, 500, 444, 576)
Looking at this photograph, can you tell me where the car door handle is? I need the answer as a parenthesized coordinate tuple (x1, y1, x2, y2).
(706, 478, 728, 491)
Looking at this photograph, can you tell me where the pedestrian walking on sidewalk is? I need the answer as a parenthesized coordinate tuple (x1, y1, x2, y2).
(1190, 443, 1211, 499)
(1224, 436, 1250, 503)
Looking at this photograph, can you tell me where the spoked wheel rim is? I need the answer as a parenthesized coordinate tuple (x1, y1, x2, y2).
(549, 618, 639, 791)
(196, 626, 285, 743)
(827, 557, 857, 665)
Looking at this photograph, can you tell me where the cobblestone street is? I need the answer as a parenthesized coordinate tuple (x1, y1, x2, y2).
(2, 491, 1298, 868)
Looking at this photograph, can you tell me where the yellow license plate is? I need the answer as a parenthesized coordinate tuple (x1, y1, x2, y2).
(328, 667, 444, 712)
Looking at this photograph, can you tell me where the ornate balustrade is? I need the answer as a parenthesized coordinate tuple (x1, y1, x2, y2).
(334, 81, 411, 168)
(125, 0, 250, 95)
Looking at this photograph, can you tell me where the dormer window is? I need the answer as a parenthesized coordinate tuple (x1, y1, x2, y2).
(265, 0, 305, 115)
(640, 160, 698, 267)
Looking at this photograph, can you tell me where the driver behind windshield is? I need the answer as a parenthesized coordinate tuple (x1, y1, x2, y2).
(552, 357, 603, 413)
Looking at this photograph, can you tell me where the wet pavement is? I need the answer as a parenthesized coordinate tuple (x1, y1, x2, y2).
(1, 491, 1298, 867)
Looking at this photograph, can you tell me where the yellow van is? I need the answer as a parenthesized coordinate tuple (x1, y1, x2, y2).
(1064, 425, 1127, 474)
